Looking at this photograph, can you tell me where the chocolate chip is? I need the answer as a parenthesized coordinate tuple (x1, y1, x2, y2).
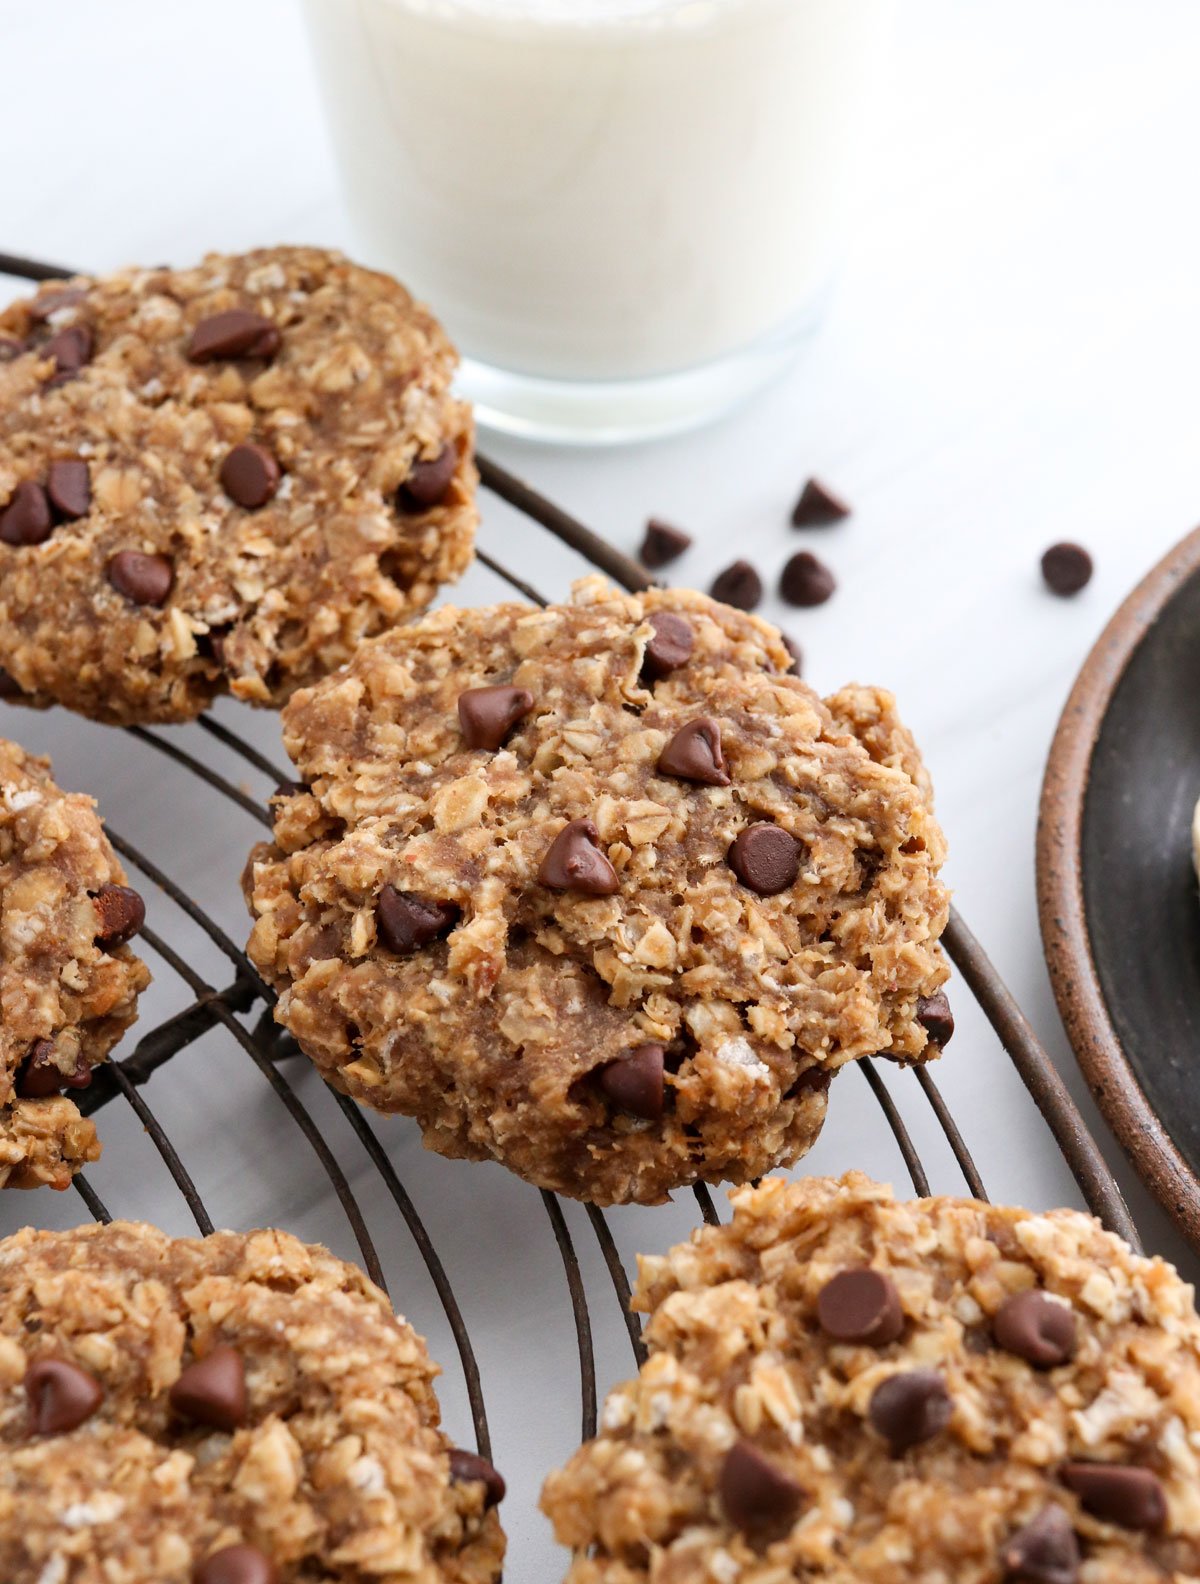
(639, 517, 692, 568)
(728, 823, 800, 896)
(0, 668, 21, 699)
(398, 445, 457, 510)
(0, 334, 23, 361)
(272, 779, 309, 800)
(868, 1369, 951, 1453)
(781, 634, 803, 676)
(993, 1290, 1077, 1369)
(26, 1357, 103, 1434)
(791, 477, 851, 527)
(817, 1269, 904, 1345)
(1061, 1462, 1166, 1531)
(657, 717, 730, 786)
(28, 286, 86, 324)
(187, 310, 281, 364)
(16, 1041, 91, 1099)
(538, 818, 619, 895)
(107, 550, 174, 606)
(0, 481, 53, 546)
(448, 1447, 506, 1508)
(641, 612, 695, 682)
(93, 883, 146, 947)
(376, 886, 459, 953)
(169, 1344, 247, 1431)
(597, 1044, 664, 1120)
(1041, 542, 1093, 596)
(780, 550, 836, 607)
(719, 1440, 804, 1537)
(220, 443, 281, 510)
(458, 685, 534, 751)
(1000, 1506, 1080, 1584)
(916, 991, 954, 1048)
(710, 559, 762, 611)
(42, 324, 93, 380)
(193, 1545, 278, 1584)
(46, 459, 90, 521)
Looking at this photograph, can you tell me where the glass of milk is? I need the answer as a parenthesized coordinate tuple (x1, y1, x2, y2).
(301, 0, 896, 443)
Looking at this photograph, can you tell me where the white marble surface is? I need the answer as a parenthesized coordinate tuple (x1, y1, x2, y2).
(4, 0, 1200, 1576)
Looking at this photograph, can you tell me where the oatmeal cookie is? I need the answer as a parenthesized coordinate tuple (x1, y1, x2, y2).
(0, 247, 476, 724)
(0, 737, 149, 1188)
(0, 1220, 505, 1583)
(244, 579, 949, 1205)
(542, 1172, 1200, 1584)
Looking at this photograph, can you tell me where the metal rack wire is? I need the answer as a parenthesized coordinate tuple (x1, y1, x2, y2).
(0, 251, 1138, 1468)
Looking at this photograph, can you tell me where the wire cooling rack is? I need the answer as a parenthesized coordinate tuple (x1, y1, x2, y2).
(0, 251, 1138, 1480)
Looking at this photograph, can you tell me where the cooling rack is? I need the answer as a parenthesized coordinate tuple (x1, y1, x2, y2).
(0, 250, 1138, 1485)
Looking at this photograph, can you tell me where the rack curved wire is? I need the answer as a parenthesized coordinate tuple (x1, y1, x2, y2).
(0, 251, 1137, 1462)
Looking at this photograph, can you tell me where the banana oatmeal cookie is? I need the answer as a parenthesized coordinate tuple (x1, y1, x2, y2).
(244, 579, 949, 1205)
(0, 736, 149, 1188)
(0, 246, 476, 724)
(542, 1172, 1200, 1584)
(0, 1220, 505, 1583)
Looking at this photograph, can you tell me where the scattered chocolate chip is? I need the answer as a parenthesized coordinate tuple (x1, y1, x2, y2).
(399, 445, 458, 510)
(0, 334, 23, 362)
(46, 459, 90, 521)
(42, 324, 93, 380)
(193, 1544, 278, 1584)
(28, 286, 86, 324)
(719, 1440, 804, 1537)
(710, 559, 762, 611)
(657, 717, 730, 786)
(187, 310, 281, 364)
(868, 1369, 952, 1453)
(1000, 1505, 1080, 1584)
(781, 634, 803, 676)
(993, 1290, 1077, 1369)
(220, 443, 281, 510)
(538, 818, 619, 895)
(728, 823, 800, 896)
(639, 517, 692, 568)
(597, 1044, 665, 1120)
(376, 886, 459, 953)
(169, 1344, 247, 1431)
(641, 612, 695, 682)
(791, 477, 851, 527)
(817, 1269, 904, 1345)
(0, 481, 53, 546)
(26, 1356, 103, 1434)
(93, 883, 146, 947)
(1041, 542, 1093, 596)
(448, 1447, 506, 1508)
(16, 1041, 91, 1099)
(107, 550, 174, 606)
(1061, 1462, 1165, 1531)
(916, 991, 954, 1048)
(458, 685, 534, 751)
(780, 550, 836, 607)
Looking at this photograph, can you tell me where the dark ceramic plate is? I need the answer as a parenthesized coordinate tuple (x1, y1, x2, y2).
(1038, 526, 1200, 1247)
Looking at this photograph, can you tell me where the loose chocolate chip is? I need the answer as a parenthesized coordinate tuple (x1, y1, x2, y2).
(42, 324, 93, 380)
(398, 445, 458, 511)
(187, 310, 281, 364)
(0, 481, 53, 546)
(170, 1345, 247, 1431)
(791, 477, 851, 527)
(1000, 1505, 1080, 1584)
(728, 823, 800, 896)
(93, 883, 146, 947)
(710, 559, 762, 611)
(781, 634, 803, 676)
(448, 1446, 506, 1509)
(108, 550, 174, 606)
(376, 886, 459, 953)
(193, 1545, 278, 1584)
(657, 717, 730, 786)
(1061, 1462, 1166, 1532)
(220, 443, 281, 510)
(458, 685, 534, 751)
(916, 991, 954, 1048)
(26, 1356, 103, 1434)
(1041, 542, 1093, 596)
(46, 459, 90, 521)
(17, 1041, 91, 1099)
(780, 550, 836, 607)
(597, 1044, 665, 1120)
(538, 818, 619, 895)
(639, 517, 692, 568)
(993, 1290, 1077, 1369)
(0, 334, 23, 361)
(641, 612, 695, 683)
(868, 1369, 951, 1453)
(719, 1440, 804, 1537)
(817, 1268, 904, 1346)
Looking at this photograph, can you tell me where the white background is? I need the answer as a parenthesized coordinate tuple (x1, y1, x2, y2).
(3, 2, 1200, 1577)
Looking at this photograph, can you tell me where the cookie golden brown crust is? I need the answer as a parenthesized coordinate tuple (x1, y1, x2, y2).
(244, 579, 949, 1205)
(542, 1173, 1200, 1584)
(0, 247, 476, 724)
(0, 1220, 505, 1583)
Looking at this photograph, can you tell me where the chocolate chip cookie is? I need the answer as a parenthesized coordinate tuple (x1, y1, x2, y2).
(244, 578, 949, 1205)
(542, 1172, 1200, 1584)
(0, 247, 476, 724)
(0, 1220, 505, 1583)
(0, 737, 149, 1188)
